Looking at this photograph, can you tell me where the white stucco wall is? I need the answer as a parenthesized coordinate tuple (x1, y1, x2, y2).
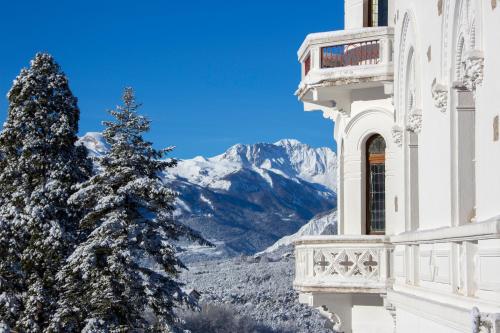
(391, 0, 500, 229)
(475, 1, 500, 221)
(296, 1, 500, 331)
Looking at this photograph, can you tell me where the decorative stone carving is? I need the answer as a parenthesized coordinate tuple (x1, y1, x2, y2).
(313, 249, 380, 280)
(391, 125, 403, 147)
(317, 305, 343, 332)
(462, 50, 484, 92)
(406, 109, 422, 134)
(431, 78, 448, 113)
(472, 307, 500, 333)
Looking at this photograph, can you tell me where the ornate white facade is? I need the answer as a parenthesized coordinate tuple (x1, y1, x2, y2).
(294, 1, 500, 332)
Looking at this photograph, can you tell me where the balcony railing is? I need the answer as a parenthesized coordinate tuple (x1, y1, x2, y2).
(296, 27, 394, 103)
(294, 235, 392, 293)
(321, 40, 380, 68)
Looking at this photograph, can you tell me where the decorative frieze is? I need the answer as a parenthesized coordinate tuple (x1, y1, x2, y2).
(406, 109, 422, 134)
(391, 125, 403, 147)
(462, 50, 484, 92)
(431, 79, 448, 113)
(313, 248, 381, 280)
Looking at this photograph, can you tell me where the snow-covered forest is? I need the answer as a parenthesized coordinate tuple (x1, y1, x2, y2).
(0, 54, 211, 332)
(0, 54, 337, 333)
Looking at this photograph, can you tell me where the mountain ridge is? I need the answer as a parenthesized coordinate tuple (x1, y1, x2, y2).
(78, 133, 338, 261)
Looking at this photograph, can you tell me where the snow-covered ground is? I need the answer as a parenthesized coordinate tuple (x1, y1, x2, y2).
(181, 257, 332, 333)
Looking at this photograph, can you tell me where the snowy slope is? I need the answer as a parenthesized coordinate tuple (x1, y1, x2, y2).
(168, 140, 337, 260)
(78, 133, 338, 260)
(181, 257, 332, 333)
(258, 210, 337, 257)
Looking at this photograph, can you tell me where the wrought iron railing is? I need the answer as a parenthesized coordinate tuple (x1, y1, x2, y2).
(297, 27, 394, 81)
(321, 40, 380, 68)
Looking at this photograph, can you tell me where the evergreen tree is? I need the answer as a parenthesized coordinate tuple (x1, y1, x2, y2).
(51, 88, 206, 332)
(0, 53, 91, 332)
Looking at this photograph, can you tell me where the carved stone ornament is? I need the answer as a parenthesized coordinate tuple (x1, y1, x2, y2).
(462, 50, 484, 92)
(406, 109, 422, 134)
(313, 249, 380, 280)
(391, 125, 403, 147)
(317, 305, 343, 332)
(471, 306, 500, 333)
(431, 78, 448, 113)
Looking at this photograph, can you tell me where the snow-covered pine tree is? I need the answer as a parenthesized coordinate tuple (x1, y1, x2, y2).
(0, 53, 91, 332)
(51, 88, 207, 332)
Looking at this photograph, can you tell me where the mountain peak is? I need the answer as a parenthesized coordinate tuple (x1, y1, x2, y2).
(77, 132, 109, 157)
(274, 138, 303, 147)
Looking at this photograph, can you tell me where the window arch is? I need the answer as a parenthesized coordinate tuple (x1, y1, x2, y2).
(366, 134, 386, 235)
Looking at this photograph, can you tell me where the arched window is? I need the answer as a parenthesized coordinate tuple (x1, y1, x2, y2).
(366, 134, 386, 235)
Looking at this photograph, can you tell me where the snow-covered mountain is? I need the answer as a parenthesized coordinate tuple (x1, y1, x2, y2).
(78, 133, 338, 260)
(166, 139, 336, 192)
(78, 132, 109, 157)
(258, 209, 337, 258)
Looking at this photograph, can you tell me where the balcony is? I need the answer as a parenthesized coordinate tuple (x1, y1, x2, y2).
(296, 27, 394, 111)
(294, 235, 393, 294)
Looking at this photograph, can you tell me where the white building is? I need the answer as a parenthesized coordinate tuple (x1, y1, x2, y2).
(293, 0, 500, 332)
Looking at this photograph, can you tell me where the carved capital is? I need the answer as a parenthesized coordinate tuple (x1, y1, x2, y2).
(406, 109, 422, 134)
(392, 125, 403, 147)
(462, 50, 484, 92)
(431, 79, 448, 113)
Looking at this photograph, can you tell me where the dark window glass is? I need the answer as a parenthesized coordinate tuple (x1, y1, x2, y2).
(366, 134, 386, 235)
(378, 0, 388, 26)
(369, 163, 386, 233)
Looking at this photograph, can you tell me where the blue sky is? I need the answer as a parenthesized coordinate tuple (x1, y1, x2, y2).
(0, 0, 344, 159)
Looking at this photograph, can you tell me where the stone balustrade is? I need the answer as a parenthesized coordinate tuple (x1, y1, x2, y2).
(294, 235, 393, 294)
